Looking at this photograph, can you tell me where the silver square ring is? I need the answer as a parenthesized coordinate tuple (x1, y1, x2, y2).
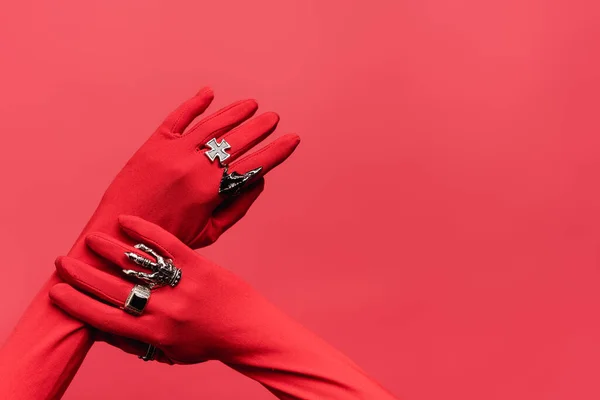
(124, 284, 151, 316)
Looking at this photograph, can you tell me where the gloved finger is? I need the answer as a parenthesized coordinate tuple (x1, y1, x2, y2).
(49, 283, 154, 344)
(190, 178, 265, 248)
(94, 332, 174, 365)
(184, 99, 258, 145)
(161, 87, 214, 134)
(55, 256, 131, 308)
(118, 215, 188, 258)
(212, 112, 280, 163)
(85, 232, 173, 272)
(229, 134, 300, 180)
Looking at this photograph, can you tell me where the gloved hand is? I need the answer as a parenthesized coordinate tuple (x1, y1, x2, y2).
(75, 86, 299, 252)
(51, 216, 399, 400)
(0, 87, 299, 400)
(53, 215, 264, 364)
(76, 87, 299, 356)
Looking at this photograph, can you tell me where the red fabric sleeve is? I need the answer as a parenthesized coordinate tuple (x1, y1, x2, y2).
(218, 292, 398, 399)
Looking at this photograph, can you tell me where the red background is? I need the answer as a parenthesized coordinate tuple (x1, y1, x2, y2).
(1, 1, 599, 399)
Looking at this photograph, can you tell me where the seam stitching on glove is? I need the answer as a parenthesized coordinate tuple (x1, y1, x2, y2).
(186, 100, 250, 138)
(72, 275, 124, 307)
(230, 139, 281, 171)
(170, 101, 191, 133)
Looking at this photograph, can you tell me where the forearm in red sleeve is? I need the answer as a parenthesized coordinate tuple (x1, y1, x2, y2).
(220, 295, 397, 400)
(0, 272, 92, 400)
(0, 218, 125, 400)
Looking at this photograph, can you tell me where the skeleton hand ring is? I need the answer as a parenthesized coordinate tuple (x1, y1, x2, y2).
(123, 244, 181, 289)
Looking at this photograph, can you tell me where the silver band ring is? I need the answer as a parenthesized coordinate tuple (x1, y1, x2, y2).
(140, 344, 157, 362)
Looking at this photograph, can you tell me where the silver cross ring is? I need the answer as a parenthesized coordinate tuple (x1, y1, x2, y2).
(204, 138, 231, 164)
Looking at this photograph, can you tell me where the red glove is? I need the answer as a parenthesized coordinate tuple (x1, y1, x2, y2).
(78, 87, 298, 249)
(0, 88, 300, 400)
(51, 216, 397, 400)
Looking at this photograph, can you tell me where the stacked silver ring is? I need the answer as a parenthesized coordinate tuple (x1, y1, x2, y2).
(121, 243, 182, 362)
(204, 137, 263, 196)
